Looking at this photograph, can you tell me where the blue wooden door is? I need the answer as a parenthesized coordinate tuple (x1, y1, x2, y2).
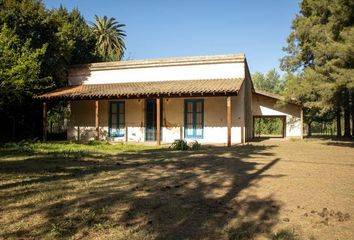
(184, 99, 204, 139)
(145, 99, 157, 141)
(145, 99, 163, 141)
(109, 101, 125, 137)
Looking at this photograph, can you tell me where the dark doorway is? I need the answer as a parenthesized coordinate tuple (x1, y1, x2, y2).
(145, 99, 163, 141)
(253, 115, 286, 138)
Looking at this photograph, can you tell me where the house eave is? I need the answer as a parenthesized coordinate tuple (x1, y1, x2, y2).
(70, 53, 246, 72)
(36, 91, 239, 101)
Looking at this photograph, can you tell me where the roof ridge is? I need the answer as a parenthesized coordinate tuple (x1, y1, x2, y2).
(70, 53, 245, 70)
(80, 77, 244, 86)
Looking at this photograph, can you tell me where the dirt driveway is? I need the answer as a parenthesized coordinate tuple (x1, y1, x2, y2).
(240, 139, 354, 239)
(0, 139, 353, 239)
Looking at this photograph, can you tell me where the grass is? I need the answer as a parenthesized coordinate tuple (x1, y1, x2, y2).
(0, 139, 353, 239)
(271, 229, 296, 240)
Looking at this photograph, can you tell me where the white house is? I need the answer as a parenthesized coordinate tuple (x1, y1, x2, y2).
(37, 53, 303, 145)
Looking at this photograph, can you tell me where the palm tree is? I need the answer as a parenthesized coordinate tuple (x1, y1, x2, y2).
(91, 15, 126, 61)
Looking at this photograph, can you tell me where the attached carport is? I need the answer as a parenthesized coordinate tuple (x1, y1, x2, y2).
(251, 90, 303, 139)
(253, 115, 286, 138)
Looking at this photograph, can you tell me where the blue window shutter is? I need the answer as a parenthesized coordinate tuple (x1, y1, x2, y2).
(109, 101, 125, 137)
(109, 102, 112, 137)
(200, 99, 204, 138)
(184, 100, 189, 138)
(117, 102, 125, 137)
(184, 99, 204, 139)
(195, 99, 204, 139)
(184, 100, 187, 138)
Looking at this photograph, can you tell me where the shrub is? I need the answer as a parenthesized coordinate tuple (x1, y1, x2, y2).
(87, 140, 109, 146)
(170, 140, 202, 151)
(3, 142, 18, 148)
(2, 139, 37, 152)
(170, 139, 190, 150)
(191, 140, 201, 150)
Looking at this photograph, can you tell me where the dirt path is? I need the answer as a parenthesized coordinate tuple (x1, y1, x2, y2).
(248, 139, 354, 239)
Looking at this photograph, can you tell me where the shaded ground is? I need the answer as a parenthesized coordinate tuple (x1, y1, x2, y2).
(0, 139, 353, 239)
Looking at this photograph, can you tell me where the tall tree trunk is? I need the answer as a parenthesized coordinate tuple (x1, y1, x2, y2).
(336, 107, 342, 138)
(344, 109, 351, 137)
(307, 122, 312, 137)
(343, 89, 351, 138)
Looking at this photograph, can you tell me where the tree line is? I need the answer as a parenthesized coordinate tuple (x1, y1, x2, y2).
(281, 0, 353, 138)
(0, 0, 126, 141)
(253, 0, 353, 138)
(0, 0, 353, 141)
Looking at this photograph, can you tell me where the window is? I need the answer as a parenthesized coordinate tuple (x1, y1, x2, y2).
(184, 99, 204, 139)
(109, 101, 125, 137)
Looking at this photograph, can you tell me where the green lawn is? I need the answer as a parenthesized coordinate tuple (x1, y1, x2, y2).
(0, 139, 353, 240)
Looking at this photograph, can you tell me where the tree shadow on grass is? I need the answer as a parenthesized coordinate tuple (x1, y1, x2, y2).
(322, 140, 354, 148)
(305, 136, 354, 148)
(0, 144, 285, 239)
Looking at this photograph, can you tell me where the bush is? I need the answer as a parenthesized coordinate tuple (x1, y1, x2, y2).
(170, 139, 190, 150)
(2, 139, 39, 152)
(191, 140, 201, 150)
(87, 140, 109, 146)
(169, 140, 201, 151)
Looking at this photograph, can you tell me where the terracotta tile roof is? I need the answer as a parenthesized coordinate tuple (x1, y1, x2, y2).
(254, 90, 302, 106)
(36, 78, 243, 100)
(253, 90, 285, 101)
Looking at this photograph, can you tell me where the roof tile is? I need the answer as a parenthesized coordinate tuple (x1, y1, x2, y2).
(36, 78, 243, 100)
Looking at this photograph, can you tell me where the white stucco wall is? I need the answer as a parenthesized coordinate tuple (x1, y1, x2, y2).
(67, 95, 248, 144)
(68, 100, 145, 142)
(161, 95, 246, 144)
(68, 62, 245, 85)
(252, 94, 303, 138)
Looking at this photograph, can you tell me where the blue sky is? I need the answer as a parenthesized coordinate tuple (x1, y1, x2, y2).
(44, 0, 300, 74)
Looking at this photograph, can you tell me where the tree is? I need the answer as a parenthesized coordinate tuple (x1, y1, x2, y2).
(283, 71, 335, 136)
(281, 0, 354, 138)
(0, 0, 98, 140)
(91, 15, 126, 61)
(0, 0, 98, 84)
(0, 25, 52, 138)
(252, 69, 284, 94)
(48, 6, 98, 66)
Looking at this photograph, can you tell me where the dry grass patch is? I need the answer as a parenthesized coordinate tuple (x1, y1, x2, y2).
(0, 139, 353, 239)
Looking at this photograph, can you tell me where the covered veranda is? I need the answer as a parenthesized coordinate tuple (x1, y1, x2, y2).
(36, 78, 243, 146)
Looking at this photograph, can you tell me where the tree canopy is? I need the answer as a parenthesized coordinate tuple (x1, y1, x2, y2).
(0, 0, 126, 140)
(251, 69, 284, 95)
(0, 25, 50, 109)
(91, 15, 126, 61)
(281, 0, 354, 137)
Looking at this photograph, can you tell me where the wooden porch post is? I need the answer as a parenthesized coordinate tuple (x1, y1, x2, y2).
(43, 101, 48, 142)
(156, 97, 161, 145)
(227, 96, 232, 147)
(95, 100, 99, 140)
